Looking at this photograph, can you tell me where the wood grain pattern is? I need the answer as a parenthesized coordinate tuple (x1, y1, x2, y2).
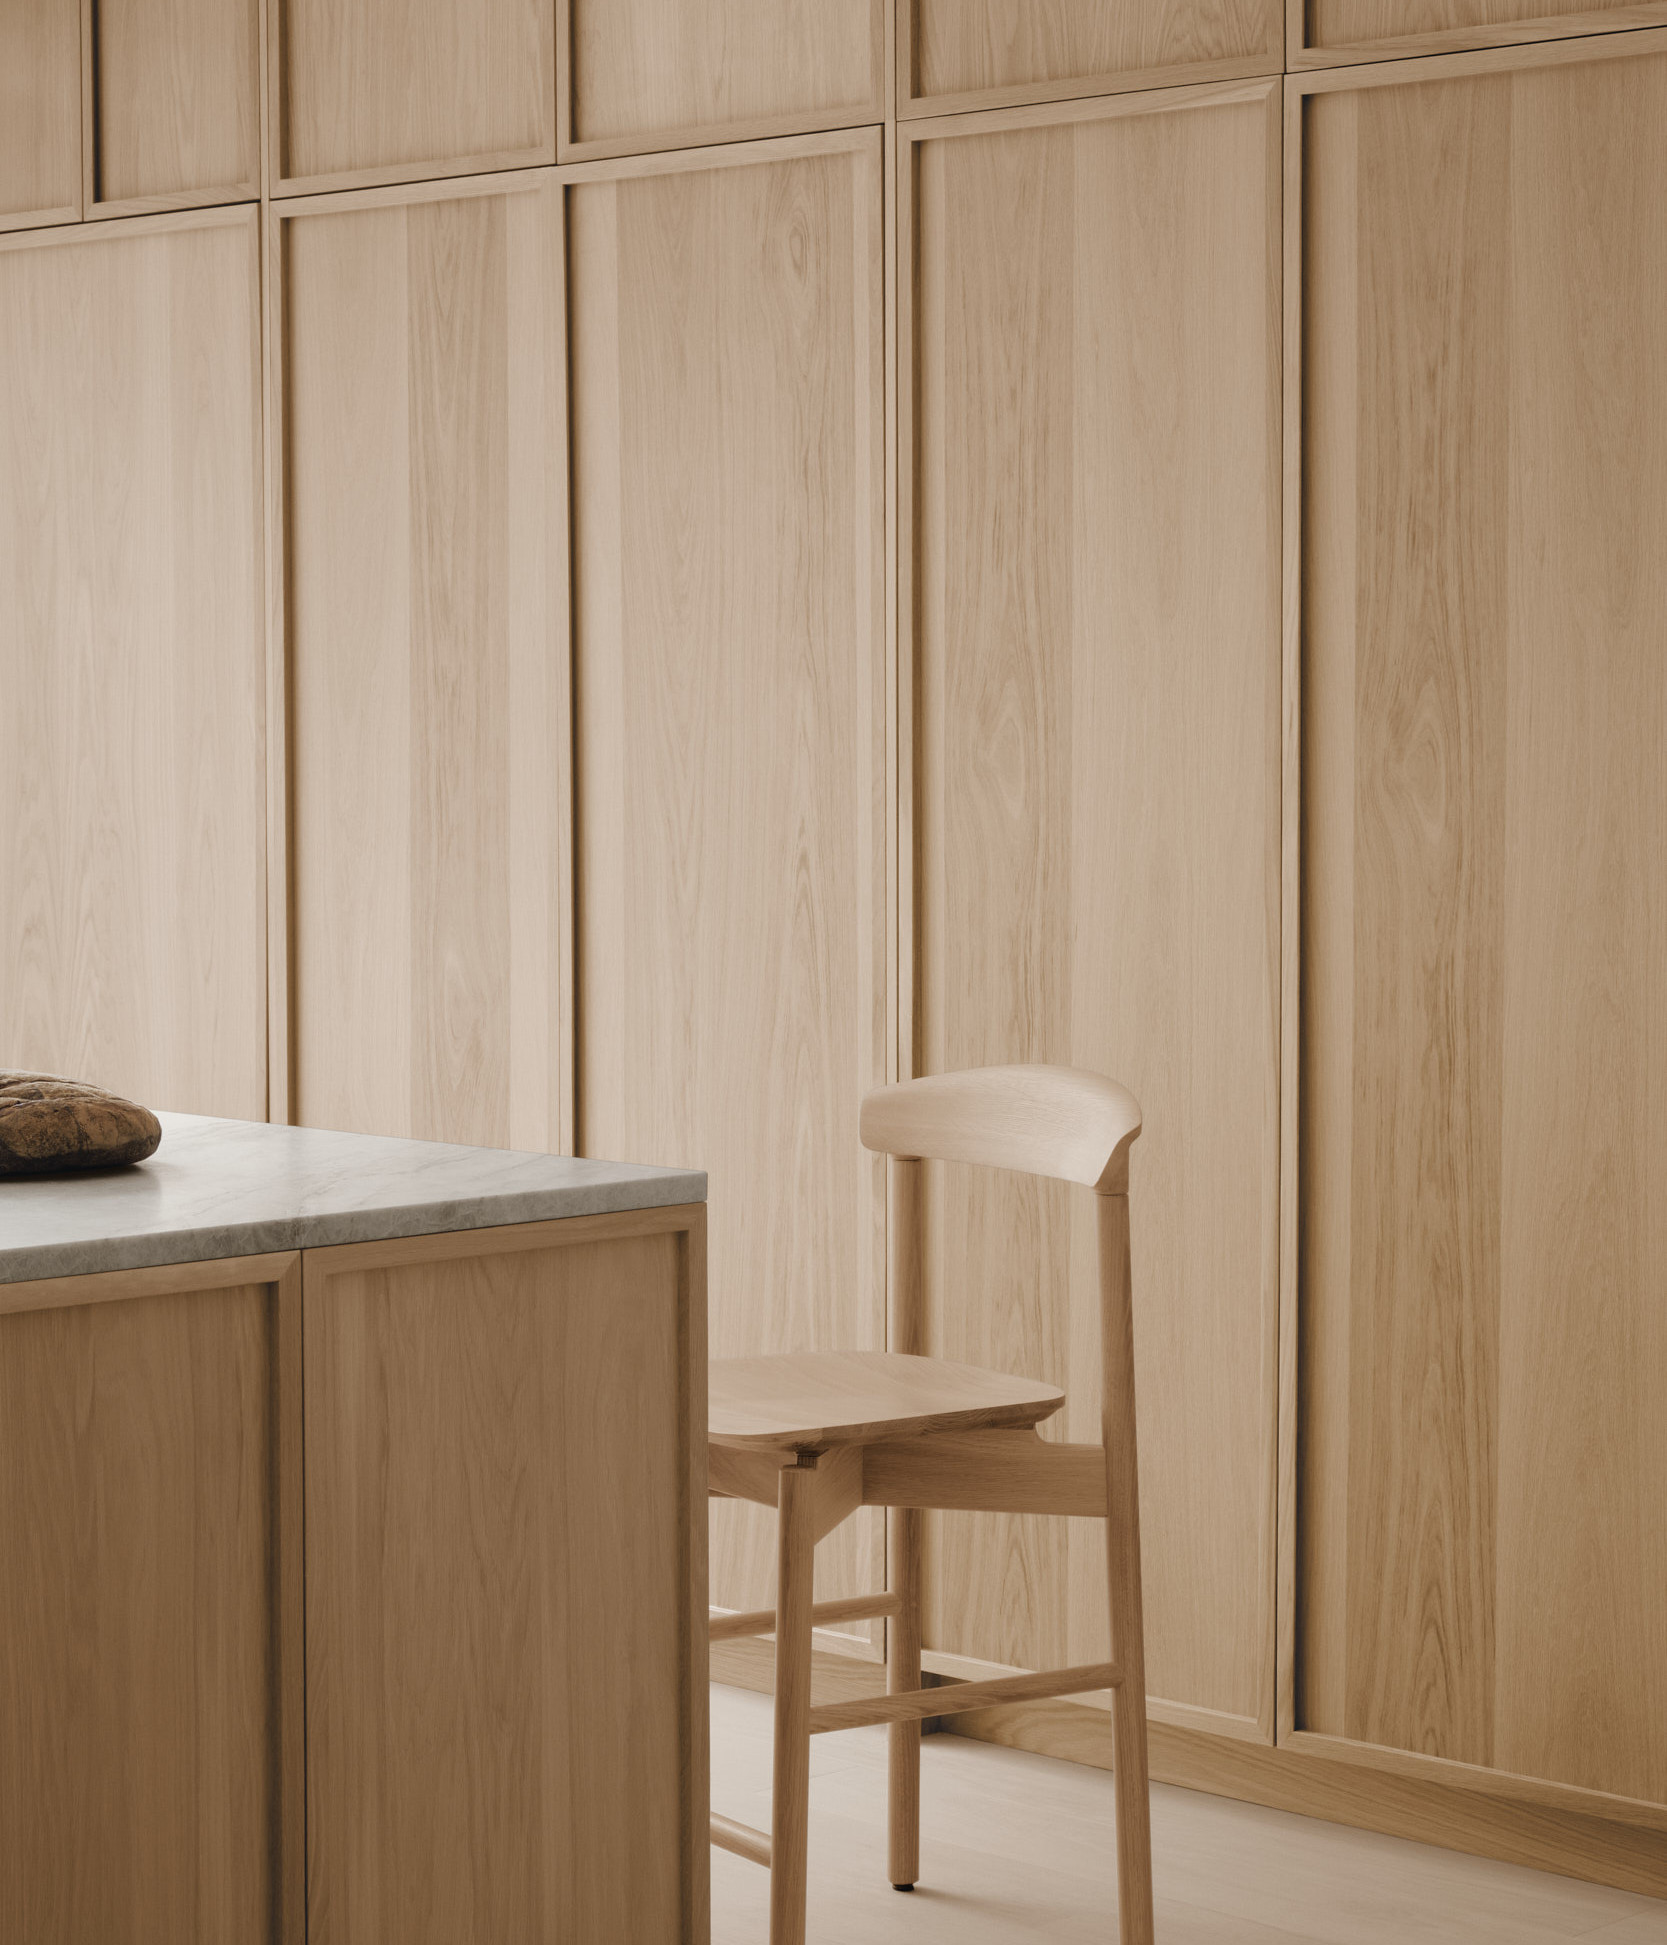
(1297, 35, 1667, 1804)
(0, 1272, 289, 1943)
(568, 132, 887, 1640)
(563, 0, 881, 158)
(0, 207, 266, 1117)
(904, 0, 1281, 115)
(272, 0, 554, 189)
(1298, 0, 1667, 63)
(277, 177, 568, 1146)
(304, 1224, 701, 1943)
(91, 0, 258, 211)
(905, 83, 1281, 1731)
(0, 0, 80, 226)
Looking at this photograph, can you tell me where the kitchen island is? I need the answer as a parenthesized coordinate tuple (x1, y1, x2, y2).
(0, 1113, 709, 1945)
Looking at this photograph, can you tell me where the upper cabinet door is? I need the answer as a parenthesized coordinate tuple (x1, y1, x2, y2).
(272, 0, 555, 193)
(902, 0, 1281, 118)
(562, 0, 882, 159)
(0, 208, 267, 1117)
(1296, 33, 1667, 1806)
(275, 176, 569, 1147)
(904, 81, 1283, 1735)
(0, 0, 81, 229)
(567, 131, 887, 1636)
(1293, 0, 1667, 66)
(90, 0, 259, 214)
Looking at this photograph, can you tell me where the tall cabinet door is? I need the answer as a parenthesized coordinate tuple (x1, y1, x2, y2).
(274, 176, 569, 1148)
(1297, 32, 1667, 1806)
(904, 83, 1282, 1735)
(0, 209, 267, 1116)
(569, 132, 887, 1630)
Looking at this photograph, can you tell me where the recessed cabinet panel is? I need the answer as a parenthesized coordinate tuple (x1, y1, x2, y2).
(906, 0, 1281, 114)
(566, 0, 881, 155)
(907, 85, 1281, 1728)
(0, 210, 266, 1116)
(1298, 41, 1667, 1802)
(0, 0, 80, 226)
(570, 134, 887, 1632)
(274, 0, 554, 189)
(93, 0, 258, 210)
(0, 1278, 286, 1944)
(1299, 0, 1667, 63)
(279, 179, 567, 1147)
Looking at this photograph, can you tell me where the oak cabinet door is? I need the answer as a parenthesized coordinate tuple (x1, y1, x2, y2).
(273, 0, 554, 190)
(91, 0, 259, 212)
(568, 133, 887, 1641)
(904, 83, 1282, 1735)
(1297, 35, 1667, 1804)
(1295, 0, 1667, 65)
(0, 209, 266, 1118)
(0, 0, 80, 227)
(903, 0, 1281, 116)
(565, 0, 882, 158)
(275, 178, 568, 1148)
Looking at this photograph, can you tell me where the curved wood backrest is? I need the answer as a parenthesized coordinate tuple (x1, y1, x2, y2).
(859, 1064, 1142, 1195)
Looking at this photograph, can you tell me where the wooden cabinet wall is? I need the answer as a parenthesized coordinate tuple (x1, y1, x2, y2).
(1294, 30, 1667, 1810)
(4, 0, 1666, 1893)
(567, 131, 887, 1636)
(0, 208, 267, 1119)
(904, 82, 1282, 1735)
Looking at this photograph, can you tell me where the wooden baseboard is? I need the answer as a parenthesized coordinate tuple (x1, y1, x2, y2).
(710, 1643, 1667, 1899)
(947, 1700, 1667, 1902)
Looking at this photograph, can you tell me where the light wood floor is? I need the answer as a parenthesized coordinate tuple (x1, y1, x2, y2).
(710, 1685, 1667, 1943)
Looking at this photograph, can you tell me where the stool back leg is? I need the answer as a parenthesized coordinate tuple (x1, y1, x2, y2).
(1100, 1191, 1155, 1944)
(887, 1504, 923, 1888)
(771, 1458, 817, 1945)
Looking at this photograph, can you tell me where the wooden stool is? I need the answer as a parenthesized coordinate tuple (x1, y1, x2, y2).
(708, 1064, 1155, 1945)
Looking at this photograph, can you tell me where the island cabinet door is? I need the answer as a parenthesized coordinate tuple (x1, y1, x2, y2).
(0, 1254, 305, 1945)
(1295, 34, 1667, 1809)
(302, 1206, 709, 1945)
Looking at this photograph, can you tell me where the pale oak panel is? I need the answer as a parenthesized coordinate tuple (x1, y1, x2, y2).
(273, 0, 554, 188)
(279, 177, 567, 1146)
(569, 133, 887, 1638)
(905, 0, 1281, 115)
(907, 84, 1281, 1727)
(304, 1230, 697, 1943)
(1299, 0, 1667, 63)
(1298, 36, 1667, 1802)
(92, 0, 258, 210)
(0, 208, 266, 1116)
(0, 1274, 291, 1943)
(564, 0, 881, 156)
(0, 0, 80, 226)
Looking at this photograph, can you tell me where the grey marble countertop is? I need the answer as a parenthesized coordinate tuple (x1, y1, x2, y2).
(0, 1112, 706, 1283)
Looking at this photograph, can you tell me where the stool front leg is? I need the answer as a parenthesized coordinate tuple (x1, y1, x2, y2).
(770, 1457, 818, 1945)
(887, 1504, 923, 1889)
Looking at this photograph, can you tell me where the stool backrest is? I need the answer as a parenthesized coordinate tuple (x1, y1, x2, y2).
(859, 1063, 1141, 1195)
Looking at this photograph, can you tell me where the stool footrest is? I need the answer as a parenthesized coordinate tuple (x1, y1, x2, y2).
(708, 1591, 902, 1642)
(808, 1660, 1121, 1734)
(710, 1813, 773, 1868)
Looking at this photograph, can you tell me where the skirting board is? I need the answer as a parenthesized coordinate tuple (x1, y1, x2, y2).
(709, 1642, 1667, 1900)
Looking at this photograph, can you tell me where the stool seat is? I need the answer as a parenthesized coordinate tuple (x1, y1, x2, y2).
(708, 1349, 1065, 1450)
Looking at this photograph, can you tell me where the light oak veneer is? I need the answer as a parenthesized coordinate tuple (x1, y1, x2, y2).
(1296, 31, 1667, 1805)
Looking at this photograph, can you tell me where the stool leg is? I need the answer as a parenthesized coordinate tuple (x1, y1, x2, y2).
(1100, 1192, 1154, 1944)
(770, 1458, 817, 1945)
(887, 1505, 922, 1889)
